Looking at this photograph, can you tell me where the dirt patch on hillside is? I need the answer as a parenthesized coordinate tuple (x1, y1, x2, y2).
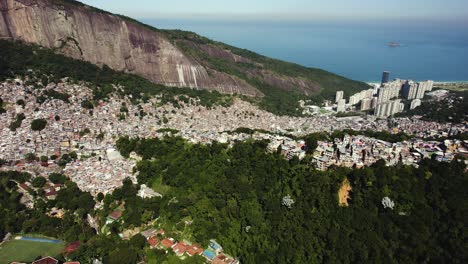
(338, 179, 352, 207)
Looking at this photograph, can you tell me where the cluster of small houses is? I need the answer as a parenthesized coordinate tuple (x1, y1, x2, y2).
(141, 230, 239, 264)
(16, 180, 63, 209)
(312, 134, 468, 171)
(104, 205, 239, 264)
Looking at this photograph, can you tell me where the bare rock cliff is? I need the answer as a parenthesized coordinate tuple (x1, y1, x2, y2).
(0, 0, 261, 96)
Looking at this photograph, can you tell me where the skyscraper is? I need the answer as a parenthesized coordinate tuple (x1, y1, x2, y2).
(335, 91, 344, 103)
(361, 98, 372, 111)
(402, 80, 419, 99)
(381, 71, 390, 85)
(337, 99, 346, 113)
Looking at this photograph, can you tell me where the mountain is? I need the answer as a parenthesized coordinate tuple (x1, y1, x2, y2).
(0, 0, 369, 102)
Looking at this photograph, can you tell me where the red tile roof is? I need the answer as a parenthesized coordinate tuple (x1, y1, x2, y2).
(213, 254, 237, 264)
(147, 237, 159, 247)
(173, 242, 188, 255)
(19, 183, 30, 191)
(64, 241, 81, 254)
(108, 210, 123, 220)
(161, 238, 175, 248)
(32, 257, 58, 264)
(186, 244, 204, 256)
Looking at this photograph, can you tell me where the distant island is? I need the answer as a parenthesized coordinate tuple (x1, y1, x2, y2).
(387, 42, 401, 47)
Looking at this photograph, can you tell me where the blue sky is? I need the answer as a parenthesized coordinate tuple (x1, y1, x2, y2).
(80, 0, 468, 21)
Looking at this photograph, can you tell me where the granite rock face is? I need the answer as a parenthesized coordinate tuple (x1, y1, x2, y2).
(0, 0, 369, 98)
(0, 0, 261, 96)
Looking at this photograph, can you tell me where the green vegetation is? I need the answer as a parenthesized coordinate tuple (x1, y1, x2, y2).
(42, 89, 71, 102)
(81, 99, 94, 109)
(1, 135, 466, 263)
(0, 97, 6, 114)
(396, 91, 468, 123)
(31, 118, 48, 131)
(0, 40, 232, 109)
(9, 113, 25, 131)
(0, 237, 65, 263)
(0, 170, 96, 246)
(32, 176, 47, 188)
(49, 173, 68, 184)
(16, 99, 25, 107)
(114, 136, 467, 263)
(162, 30, 369, 115)
(331, 129, 412, 143)
(50, 0, 370, 111)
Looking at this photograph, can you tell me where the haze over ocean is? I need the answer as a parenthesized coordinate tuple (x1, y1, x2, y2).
(144, 19, 468, 83)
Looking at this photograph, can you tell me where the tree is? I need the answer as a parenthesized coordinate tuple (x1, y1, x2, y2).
(49, 173, 67, 184)
(97, 192, 104, 202)
(16, 99, 25, 107)
(32, 176, 46, 188)
(40, 156, 48, 162)
(129, 233, 146, 250)
(81, 100, 94, 109)
(31, 118, 47, 131)
(25, 153, 37, 162)
(105, 247, 138, 264)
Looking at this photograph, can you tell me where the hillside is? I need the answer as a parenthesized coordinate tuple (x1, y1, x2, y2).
(0, 0, 369, 108)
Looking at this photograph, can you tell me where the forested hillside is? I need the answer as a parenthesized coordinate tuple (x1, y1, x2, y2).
(114, 136, 467, 264)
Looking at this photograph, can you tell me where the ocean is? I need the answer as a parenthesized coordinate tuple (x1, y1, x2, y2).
(143, 19, 468, 83)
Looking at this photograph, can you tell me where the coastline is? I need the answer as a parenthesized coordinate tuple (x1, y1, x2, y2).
(366, 80, 468, 85)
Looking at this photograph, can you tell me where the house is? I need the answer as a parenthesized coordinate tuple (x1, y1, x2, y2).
(32, 257, 58, 264)
(19, 183, 31, 191)
(64, 241, 81, 254)
(147, 237, 159, 248)
(173, 241, 188, 256)
(140, 228, 157, 239)
(44, 186, 58, 200)
(160, 237, 176, 248)
(186, 244, 203, 256)
(213, 254, 239, 264)
(106, 210, 123, 224)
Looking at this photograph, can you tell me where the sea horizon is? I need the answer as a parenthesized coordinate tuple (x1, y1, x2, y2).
(143, 18, 468, 83)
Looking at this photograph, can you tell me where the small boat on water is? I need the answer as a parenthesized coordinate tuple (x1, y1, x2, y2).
(387, 42, 401, 47)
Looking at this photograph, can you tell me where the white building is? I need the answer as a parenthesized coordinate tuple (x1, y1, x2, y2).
(361, 98, 372, 111)
(337, 99, 346, 113)
(335, 91, 344, 103)
(410, 99, 422, 110)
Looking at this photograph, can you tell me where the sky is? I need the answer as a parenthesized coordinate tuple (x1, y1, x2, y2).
(79, 0, 468, 22)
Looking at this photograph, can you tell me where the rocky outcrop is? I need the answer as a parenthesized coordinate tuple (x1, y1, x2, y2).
(0, 0, 261, 96)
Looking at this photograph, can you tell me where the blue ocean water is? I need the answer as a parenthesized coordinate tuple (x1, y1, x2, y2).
(144, 19, 468, 83)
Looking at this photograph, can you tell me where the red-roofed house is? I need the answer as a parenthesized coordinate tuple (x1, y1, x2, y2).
(160, 237, 176, 248)
(186, 244, 204, 256)
(212, 254, 239, 264)
(173, 241, 188, 256)
(19, 183, 31, 191)
(32, 256, 58, 264)
(44, 186, 58, 200)
(147, 236, 159, 248)
(64, 241, 81, 254)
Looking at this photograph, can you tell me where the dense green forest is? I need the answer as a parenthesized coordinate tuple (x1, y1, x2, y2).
(396, 91, 467, 123)
(1, 137, 466, 263)
(114, 136, 467, 264)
